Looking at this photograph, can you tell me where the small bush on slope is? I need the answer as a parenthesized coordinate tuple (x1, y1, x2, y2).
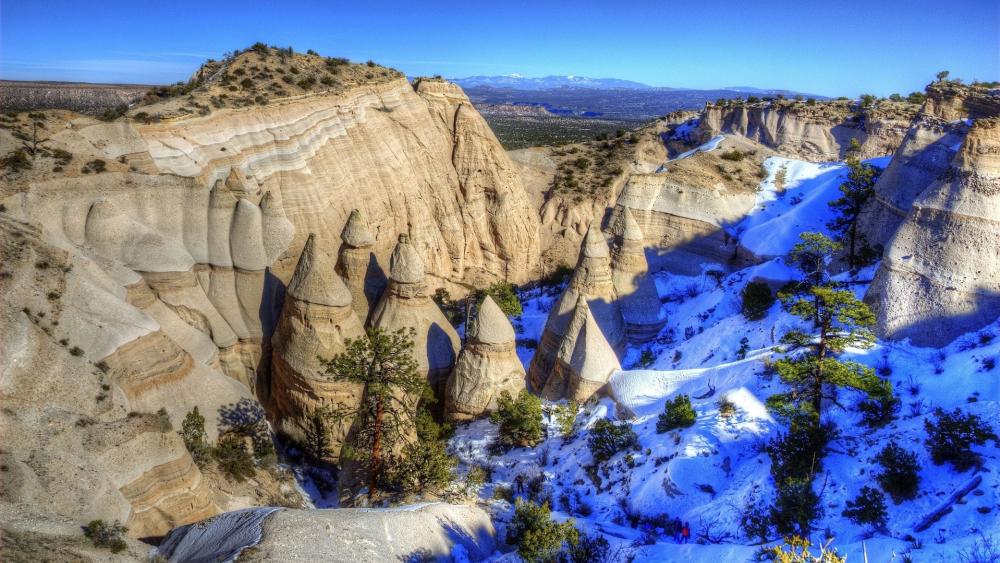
(490, 390, 543, 452)
(758, 536, 845, 562)
(214, 434, 256, 482)
(83, 520, 128, 553)
(741, 281, 776, 321)
(656, 394, 696, 433)
(924, 408, 997, 471)
(478, 281, 523, 317)
(180, 407, 211, 467)
(587, 419, 638, 464)
(553, 401, 579, 440)
(558, 531, 610, 563)
(875, 442, 921, 503)
(841, 486, 888, 529)
(507, 499, 578, 563)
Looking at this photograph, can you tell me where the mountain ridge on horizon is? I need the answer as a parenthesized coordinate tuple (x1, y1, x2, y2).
(450, 74, 830, 98)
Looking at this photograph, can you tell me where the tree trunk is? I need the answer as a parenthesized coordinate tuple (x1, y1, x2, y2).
(848, 218, 858, 270)
(812, 323, 827, 418)
(369, 395, 384, 502)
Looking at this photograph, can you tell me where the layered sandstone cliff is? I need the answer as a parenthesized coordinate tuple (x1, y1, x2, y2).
(865, 116, 1000, 346)
(696, 98, 915, 161)
(858, 83, 1000, 251)
(0, 51, 536, 539)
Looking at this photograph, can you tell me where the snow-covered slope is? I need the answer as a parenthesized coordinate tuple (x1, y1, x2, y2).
(450, 153, 1000, 562)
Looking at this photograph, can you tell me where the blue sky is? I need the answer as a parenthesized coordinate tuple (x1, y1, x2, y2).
(2, 0, 997, 97)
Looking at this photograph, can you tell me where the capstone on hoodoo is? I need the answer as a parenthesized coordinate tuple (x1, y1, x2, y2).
(335, 208, 386, 324)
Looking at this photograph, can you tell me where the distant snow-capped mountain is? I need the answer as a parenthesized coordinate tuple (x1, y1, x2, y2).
(451, 74, 653, 90)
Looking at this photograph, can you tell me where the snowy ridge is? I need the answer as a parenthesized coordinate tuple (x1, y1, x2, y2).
(154, 507, 281, 563)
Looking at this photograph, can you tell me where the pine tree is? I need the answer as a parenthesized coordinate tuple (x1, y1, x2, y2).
(302, 407, 333, 461)
(180, 407, 211, 467)
(828, 150, 882, 270)
(770, 233, 892, 424)
(320, 327, 426, 501)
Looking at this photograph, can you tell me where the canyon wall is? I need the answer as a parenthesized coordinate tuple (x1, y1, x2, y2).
(696, 100, 914, 161)
(0, 72, 539, 536)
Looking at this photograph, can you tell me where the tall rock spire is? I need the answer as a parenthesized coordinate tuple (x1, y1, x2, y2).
(370, 233, 461, 405)
(336, 209, 386, 324)
(270, 233, 366, 462)
(528, 221, 625, 396)
(445, 296, 526, 421)
(610, 207, 666, 343)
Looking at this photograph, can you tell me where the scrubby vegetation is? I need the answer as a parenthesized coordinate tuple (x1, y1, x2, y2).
(587, 419, 638, 464)
(874, 442, 921, 503)
(656, 394, 696, 433)
(741, 281, 775, 321)
(924, 408, 996, 471)
(507, 499, 579, 563)
(83, 520, 128, 553)
(491, 390, 544, 452)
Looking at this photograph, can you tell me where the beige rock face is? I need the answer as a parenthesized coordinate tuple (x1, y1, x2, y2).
(445, 296, 526, 421)
(610, 207, 666, 343)
(696, 101, 912, 161)
(609, 169, 755, 275)
(130, 77, 538, 289)
(859, 84, 1000, 251)
(0, 217, 220, 539)
(528, 224, 625, 397)
(0, 74, 541, 535)
(540, 295, 622, 402)
(865, 117, 1000, 346)
(370, 234, 462, 404)
(270, 234, 367, 459)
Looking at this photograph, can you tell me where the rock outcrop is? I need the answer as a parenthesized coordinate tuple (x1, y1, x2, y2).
(0, 216, 222, 539)
(858, 83, 1000, 251)
(528, 224, 625, 397)
(610, 207, 665, 342)
(270, 234, 366, 459)
(0, 59, 541, 537)
(370, 234, 461, 405)
(127, 75, 539, 288)
(608, 160, 757, 275)
(445, 295, 526, 421)
(539, 295, 622, 402)
(696, 99, 916, 161)
(335, 209, 386, 324)
(865, 116, 1000, 346)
